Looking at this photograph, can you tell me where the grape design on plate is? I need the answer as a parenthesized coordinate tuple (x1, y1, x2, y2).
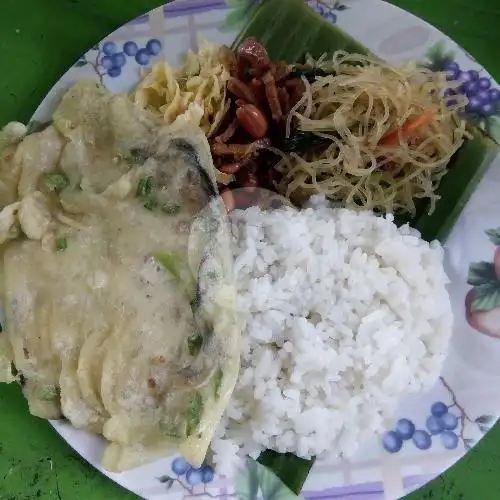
(100, 38, 163, 78)
(309, 0, 348, 24)
(423, 40, 500, 138)
(165, 456, 216, 487)
(443, 61, 500, 118)
(382, 402, 460, 453)
(72, 38, 163, 83)
(382, 375, 498, 454)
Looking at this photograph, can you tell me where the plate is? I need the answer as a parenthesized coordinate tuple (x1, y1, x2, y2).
(26, 1, 500, 499)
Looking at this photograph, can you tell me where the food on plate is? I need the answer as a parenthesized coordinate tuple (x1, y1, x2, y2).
(209, 196, 452, 476)
(133, 40, 231, 137)
(129, 32, 496, 242)
(276, 52, 467, 214)
(226, 0, 498, 249)
(0, 80, 240, 472)
(208, 41, 468, 217)
(1, 0, 499, 492)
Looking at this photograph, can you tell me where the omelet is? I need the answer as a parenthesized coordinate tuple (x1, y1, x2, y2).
(0, 81, 240, 472)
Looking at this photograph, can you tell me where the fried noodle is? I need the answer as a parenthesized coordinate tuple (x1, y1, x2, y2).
(277, 51, 469, 215)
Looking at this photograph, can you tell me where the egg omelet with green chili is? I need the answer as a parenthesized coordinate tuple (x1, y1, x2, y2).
(0, 80, 240, 472)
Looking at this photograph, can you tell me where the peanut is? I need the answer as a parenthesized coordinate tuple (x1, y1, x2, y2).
(236, 104, 269, 139)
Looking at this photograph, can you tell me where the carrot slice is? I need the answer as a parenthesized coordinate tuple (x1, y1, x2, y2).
(381, 110, 436, 146)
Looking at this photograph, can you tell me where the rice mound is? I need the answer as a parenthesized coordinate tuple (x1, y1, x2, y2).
(212, 197, 452, 475)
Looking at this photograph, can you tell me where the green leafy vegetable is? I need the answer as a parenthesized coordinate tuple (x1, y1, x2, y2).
(55, 236, 68, 251)
(187, 335, 203, 357)
(213, 368, 223, 399)
(186, 392, 203, 436)
(43, 171, 69, 193)
(281, 130, 330, 155)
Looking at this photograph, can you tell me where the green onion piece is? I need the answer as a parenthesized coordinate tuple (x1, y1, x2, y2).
(144, 176, 153, 195)
(161, 204, 181, 215)
(186, 392, 203, 436)
(154, 252, 185, 282)
(44, 171, 69, 193)
(213, 368, 223, 399)
(136, 176, 154, 197)
(187, 335, 203, 357)
(143, 198, 158, 211)
(55, 237, 67, 251)
(154, 252, 196, 297)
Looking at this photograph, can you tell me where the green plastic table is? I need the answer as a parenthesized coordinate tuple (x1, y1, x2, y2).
(1, 0, 500, 499)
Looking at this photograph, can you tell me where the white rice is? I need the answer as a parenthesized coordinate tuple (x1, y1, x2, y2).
(212, 196, 452, 476)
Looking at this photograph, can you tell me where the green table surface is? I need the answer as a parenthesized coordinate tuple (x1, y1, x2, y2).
(1, 0, 500, 499)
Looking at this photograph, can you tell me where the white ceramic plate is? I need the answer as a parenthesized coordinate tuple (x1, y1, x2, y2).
(27, 1, 500, 499)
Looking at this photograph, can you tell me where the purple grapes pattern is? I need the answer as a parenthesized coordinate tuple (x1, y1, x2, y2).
(309, 0, 348, 24)
(442, 61, 499, 119)
(382, 404, 459, 454)
(381, 377, 496, 455)
(157, 456, 216, 491)
(423, 40, 500, 138)
(158, 455, 295, 500)
(73, 38, 163, 83)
